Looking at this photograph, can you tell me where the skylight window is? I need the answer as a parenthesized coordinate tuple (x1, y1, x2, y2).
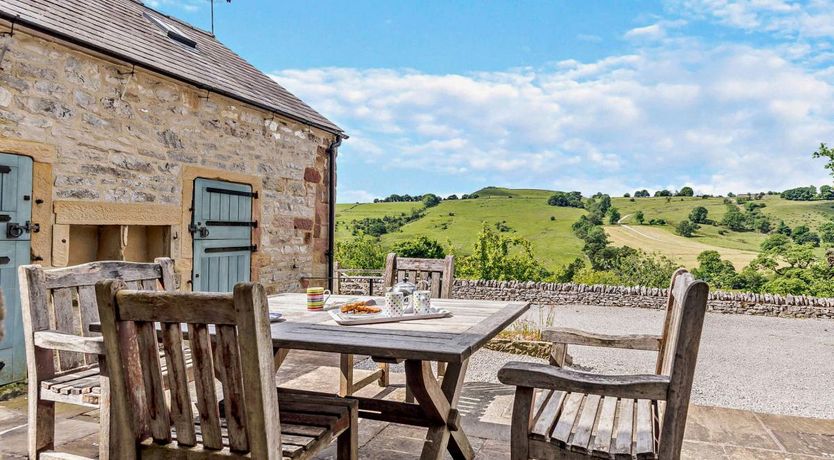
(143, 12, 197, 48)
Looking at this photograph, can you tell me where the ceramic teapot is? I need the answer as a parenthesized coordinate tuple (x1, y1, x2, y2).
(390, 281, 418, 297)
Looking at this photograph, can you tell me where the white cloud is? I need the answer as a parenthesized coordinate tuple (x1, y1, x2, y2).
(338, 189, 377, 204)
(146, 0, 204, 13)
(272, 40, 834, 196)
(625, 24, 666, 39)
(671, 0, 834, 38)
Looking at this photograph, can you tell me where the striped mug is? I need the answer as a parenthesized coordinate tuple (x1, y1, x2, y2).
(306, 287, 331, 311)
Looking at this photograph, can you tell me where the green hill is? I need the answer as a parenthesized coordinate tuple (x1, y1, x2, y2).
(336, 188, 834, 271)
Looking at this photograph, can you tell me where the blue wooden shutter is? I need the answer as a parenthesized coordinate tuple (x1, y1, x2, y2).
(191, 178, 254, 292)
(0, 153, 32, 384)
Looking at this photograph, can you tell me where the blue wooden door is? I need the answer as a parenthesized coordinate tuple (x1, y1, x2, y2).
(191, 178, 255, 292)
(0, 153, 32, 384)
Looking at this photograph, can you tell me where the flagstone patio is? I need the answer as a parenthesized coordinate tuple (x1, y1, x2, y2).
(0, 350, 832, 459)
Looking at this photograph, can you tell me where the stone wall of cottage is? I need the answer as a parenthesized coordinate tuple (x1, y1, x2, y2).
(0, 30, 335, 292)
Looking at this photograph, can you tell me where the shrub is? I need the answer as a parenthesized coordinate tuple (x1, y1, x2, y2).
(422, 193, 441, 207)
(675, 219, 699, 237)
(391, 236, 446, 259)
(571, 267, 623, 286)
(547, 191, 584, 208)
(792, 225, 821, 247)
(689, 206, 709, 224)
(634, 211, 645, 224)
(608, 207, 621, 225)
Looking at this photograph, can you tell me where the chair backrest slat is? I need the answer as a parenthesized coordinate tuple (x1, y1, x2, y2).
(187, 323, 223, 449)
(656, 270, 709, 458)
(161, 322, 196, 446)
(53, 287, 83, 369)
(135, 320, 170, 443)
(383, 253, 456, 299)
(215, 323, 249, 452)
(654, 268, 688, 375)
(44, 261, 164, 288)
(96, 281, 281, 459)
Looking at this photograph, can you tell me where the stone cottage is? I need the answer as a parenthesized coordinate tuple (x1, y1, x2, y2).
(0, 0, 344, 383)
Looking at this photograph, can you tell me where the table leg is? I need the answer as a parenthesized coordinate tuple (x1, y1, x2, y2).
(405, 360, 473, 460)
(441, 360, 473, 460)
(274, 348, 290, 370)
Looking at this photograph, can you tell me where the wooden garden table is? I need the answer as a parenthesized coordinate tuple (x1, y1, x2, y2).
(268, 293, 529, 460)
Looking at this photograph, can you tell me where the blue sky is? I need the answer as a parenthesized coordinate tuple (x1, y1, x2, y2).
(150, 1, 834, 202)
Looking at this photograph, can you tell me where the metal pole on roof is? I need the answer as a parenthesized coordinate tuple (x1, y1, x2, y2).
(210, 0, 232, 36)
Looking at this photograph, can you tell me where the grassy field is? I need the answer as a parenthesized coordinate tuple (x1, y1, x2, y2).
(605, 224, 760, 268)
(336, 188, 834, 271)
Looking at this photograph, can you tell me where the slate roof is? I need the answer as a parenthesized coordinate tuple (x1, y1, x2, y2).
(0, 0, 343, 135)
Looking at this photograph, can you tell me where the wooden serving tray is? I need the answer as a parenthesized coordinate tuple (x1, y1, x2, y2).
(328, 307, 452, 326)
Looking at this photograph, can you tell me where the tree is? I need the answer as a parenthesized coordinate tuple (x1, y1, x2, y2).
(581, 227, 609, 267)
(446, 194, 459, 200)
(654, 189, 673, 197)
(761, 234, 792, 252)
(392, 236, 446, 259)
(335, 235, 386, 269)
(820, 221, 834, 243)
(634, 189, 650, 198)
(820, 185, 834, 200)
(547, 191, 584, 208)
(587, 193, 611, 216)
(675, 219, 699, 237)
(454, 224, 551, 281)
(776, 220, 792, 236)
(634, 211, 645, 224)
(692, 250, 738, 289)
(689, 206, 709, 224)
(721, 205, 749, 231)
(422, 193, 441, 207)
(792, 225, 821, 246)
(678, 186, 694, 197)
(812, 142, 834, 179)
(781, 186, 818, 201)
(623, 192, 631, 198)
(608, 207, 621, 225)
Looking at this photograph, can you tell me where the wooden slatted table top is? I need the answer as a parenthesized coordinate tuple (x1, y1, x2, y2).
(268, 294, 529, 364)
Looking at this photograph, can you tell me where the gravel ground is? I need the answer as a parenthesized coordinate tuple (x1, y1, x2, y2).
(360, 304, 834, 419)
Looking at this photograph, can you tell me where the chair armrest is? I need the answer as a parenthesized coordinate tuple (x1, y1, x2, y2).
(542, 327, 661, 351)
(497, 361, 669, 400)
(34, 331, 105, 355)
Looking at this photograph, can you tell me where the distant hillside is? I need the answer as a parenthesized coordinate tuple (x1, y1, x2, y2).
(336, 187, 834, 270)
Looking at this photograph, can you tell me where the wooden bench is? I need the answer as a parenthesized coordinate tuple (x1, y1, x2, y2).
(498, 269, 709, 459)
(338, 253, 455, 399)
(96, 280, 357, 459)
(19, 259, 177, 460)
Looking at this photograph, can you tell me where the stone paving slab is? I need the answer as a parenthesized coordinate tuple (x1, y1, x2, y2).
(0, 350, 831, 459)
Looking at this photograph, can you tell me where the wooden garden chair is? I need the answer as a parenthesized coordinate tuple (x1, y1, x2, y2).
(19, 258, 177, 460)
(338, 253, 455, 399)
(96, 280, 358, 460)
(546, 268, 690, 367)
(497, 269, 708, 459)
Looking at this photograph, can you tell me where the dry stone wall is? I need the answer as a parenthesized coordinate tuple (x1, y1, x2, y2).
(453, 280, 834, 319)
